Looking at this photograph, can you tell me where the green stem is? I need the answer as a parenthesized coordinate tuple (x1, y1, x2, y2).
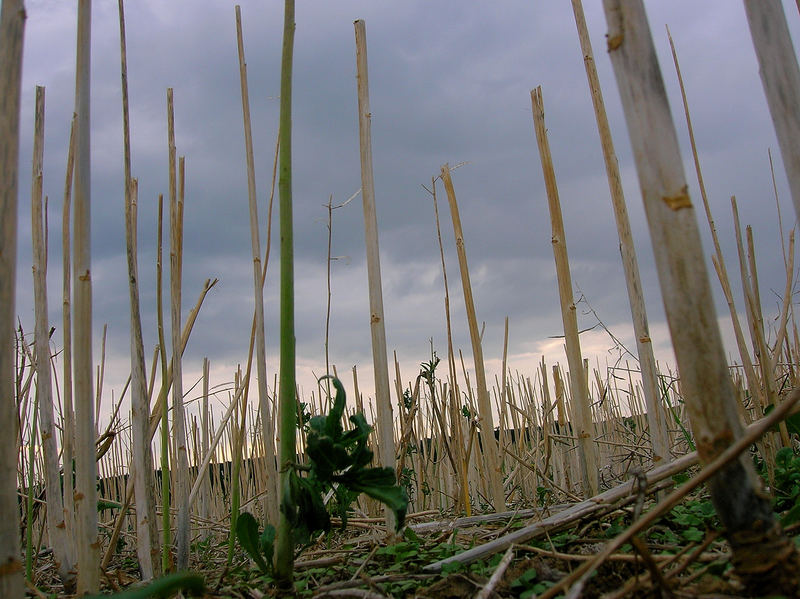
(274, 0, 296, 586)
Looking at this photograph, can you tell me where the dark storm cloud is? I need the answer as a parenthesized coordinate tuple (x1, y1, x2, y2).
(12, 1, 800, 407)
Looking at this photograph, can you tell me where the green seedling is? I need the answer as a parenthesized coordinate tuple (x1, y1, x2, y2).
(285, 375, 407, 541)
(235, 512, 275, 577)
(510, 567, 552, 599)
(238, 376, 407, 573)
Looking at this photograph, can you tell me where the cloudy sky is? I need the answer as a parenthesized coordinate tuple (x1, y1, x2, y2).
(12, 1, 800, 420)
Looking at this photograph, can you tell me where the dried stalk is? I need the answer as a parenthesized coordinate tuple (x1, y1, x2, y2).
(73, 0, 99, 591)
(571, 0, 669, 467)
(0, 1, 24, 592)
(602, 1, 798, 591)
(666, 26, 763, 411)
(60, 112, 77, 579)
(743, 0, 800, 220)
(118, 0, 158, 577)
(530, 86, 598, 496)
(30, 85, 76, 586)
(167, 91, 190, 569)
(235, 4, 278, 526)
(354, 19, 397, 528)
(439, 164, 505, 511)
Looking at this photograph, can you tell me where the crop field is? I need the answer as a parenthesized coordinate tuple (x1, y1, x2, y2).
(2, 1, 800, 598)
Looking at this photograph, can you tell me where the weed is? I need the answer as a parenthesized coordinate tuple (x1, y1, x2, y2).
(510, 567, 553, 598)
(237, 376, 408, 574)
(773, 446, 800, 525)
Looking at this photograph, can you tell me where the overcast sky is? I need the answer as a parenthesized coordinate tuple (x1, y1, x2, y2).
(12, 1, 800, 421)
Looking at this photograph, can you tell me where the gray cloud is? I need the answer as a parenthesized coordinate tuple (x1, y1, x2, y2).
(12, 1, 799, 415)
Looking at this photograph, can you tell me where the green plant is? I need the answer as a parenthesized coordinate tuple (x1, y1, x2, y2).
(235, 512, 275, 577)
(510, 568, 553, 599)
(773, 447, 800, 525)
(239, 376, 407, 574)
(651, 497, 719, 545)
(659, 376, 695, 452)
(536, 485, 552, 507)
(297, 401, 312, 432)
(284, 376, 407, 541)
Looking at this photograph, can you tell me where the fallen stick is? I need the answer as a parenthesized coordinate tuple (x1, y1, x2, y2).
(423, 451, 696, 572)
(425, 388, 799, 574)
(537, 387, 800, 599)
(475, 545, 515, 599)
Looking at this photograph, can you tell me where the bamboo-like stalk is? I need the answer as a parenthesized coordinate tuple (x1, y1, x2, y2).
(732, 200, 787, 447)
(602, 1, 798, 589)
(0, 3, 25, 595)
(771, 229, 795, 370)
(227, 367, 248, 565)
(94, 234, 217, 570)
(30, 84, 76, 586)
(235, 4, 278, 527)
(168, 107, 190, 567)
(530, 87, 598, 497)
(73, 0, 99, 592)
(353, 19, 397, 528)
(666, 27, 763, 412)
(439, 164, 505, 511)
(200, 357, 210, 537)
(60, 113, 76, 578)
(155, 193, 171, 572)
(571, 0, 669, 468)
(118, 0, 158, 577)
(275, 0, 297, 585)
(743, 0, 800, 220)
(428, 177, 468, 515)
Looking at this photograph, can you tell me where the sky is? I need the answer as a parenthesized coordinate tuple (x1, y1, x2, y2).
(12, 1, 800, 424)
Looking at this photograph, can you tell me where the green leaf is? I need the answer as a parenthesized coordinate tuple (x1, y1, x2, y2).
(786, 412, 800, 436)
(236, 512, 272, 575)
(780, 502, 800, 526)
(84, 572, 204, 599)
(259, 524, 276, 566)
(319, 375, 347, 436)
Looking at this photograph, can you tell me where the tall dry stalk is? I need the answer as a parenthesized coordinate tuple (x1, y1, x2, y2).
(353, 19, 397, 528)
(439, 164, 505, 511)
(30, 84, 76, 586)
(0, 4, 26, 594)
(530, 86, 598, 496)
(602, 1, 799, 591)
(156, 194, 171, 571)
(743, 0, 800, 221)
(167, 92, 190, 569)
(732, 200, 789, 446)
(235, 4, 278, 526)
(570, 0, 669, 468)
(118, 0, 159, 577)
(427, 177, 469, 515)
(200, 357, 210, 536)
(98, 278, 217, 570)
(72, 0, 100, 592)
(666, 27, 764, 415)
(60, 113, 77, 571)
